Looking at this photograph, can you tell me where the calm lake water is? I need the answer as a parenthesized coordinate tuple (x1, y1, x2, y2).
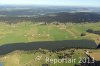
(0, 40, 97, 55)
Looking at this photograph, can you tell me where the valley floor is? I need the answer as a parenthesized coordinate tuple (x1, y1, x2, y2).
(0, 22, 100, 45)
(0, 22, 99, 66)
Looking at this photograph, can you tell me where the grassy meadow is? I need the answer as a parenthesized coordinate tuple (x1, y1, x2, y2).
(0, 22, 100, 66)
(0, 49, 88, 66)
(0, 22, 100, 45)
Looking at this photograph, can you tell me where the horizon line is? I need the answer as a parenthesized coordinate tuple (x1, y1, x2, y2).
(0, 4, 100, 8)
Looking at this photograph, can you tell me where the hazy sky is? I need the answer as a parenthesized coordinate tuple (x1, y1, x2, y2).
(0, 0, 100, 7)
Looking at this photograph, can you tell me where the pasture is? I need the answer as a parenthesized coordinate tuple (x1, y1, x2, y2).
(0, 22, 100, 45)
(0, 49, 87, 66)
(0, 22, 99, 66)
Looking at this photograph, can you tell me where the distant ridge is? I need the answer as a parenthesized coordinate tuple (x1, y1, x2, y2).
(0, 12, 100, 23)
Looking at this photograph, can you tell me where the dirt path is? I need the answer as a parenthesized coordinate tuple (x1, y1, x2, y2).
(66, 30, 77, 38)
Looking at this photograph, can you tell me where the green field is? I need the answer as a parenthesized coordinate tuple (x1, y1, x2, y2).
(0, 49, 89, 66)
(0, 22, 100, 45)
(0, 22, 100, 66)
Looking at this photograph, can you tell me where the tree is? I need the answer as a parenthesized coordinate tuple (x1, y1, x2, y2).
(86, 29, 93, 33)
(81, 33, 86, 36)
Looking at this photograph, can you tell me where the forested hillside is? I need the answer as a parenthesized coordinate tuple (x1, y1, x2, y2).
(0, 12, 100, 23)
